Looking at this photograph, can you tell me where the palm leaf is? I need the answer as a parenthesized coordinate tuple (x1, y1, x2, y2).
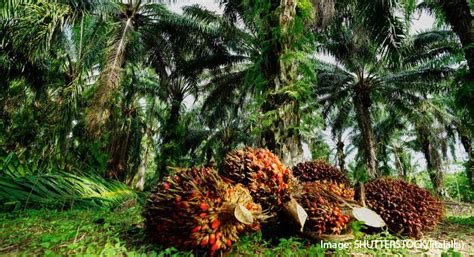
(0, 171, 136, 210)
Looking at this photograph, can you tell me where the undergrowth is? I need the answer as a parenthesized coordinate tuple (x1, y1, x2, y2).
(0, 206, 471, 256)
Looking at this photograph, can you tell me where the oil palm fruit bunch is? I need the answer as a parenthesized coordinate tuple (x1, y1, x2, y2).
(364, 178, 443, 238)
(295, 183, 351, 235)
(292, 160, 354, 199)
(221, 147, 294, 211)
(143, 167, 265, 255)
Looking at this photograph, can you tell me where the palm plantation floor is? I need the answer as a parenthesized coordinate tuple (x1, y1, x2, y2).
(0, 203, 472, 256)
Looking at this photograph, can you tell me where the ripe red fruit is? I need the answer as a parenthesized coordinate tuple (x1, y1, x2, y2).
(226, 239, 232, 247)
(211, 242, 219, 252)
(200, 213, 208, 218)
(211, 219, 220, 230)
(200, 202, 210, 211)
(192, 226, 201, 233)
(209, 234, 216, 245)
(200, 236, 209, 247)
(163, 182, 170, 190)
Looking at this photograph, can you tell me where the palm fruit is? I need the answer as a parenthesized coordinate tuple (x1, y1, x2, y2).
(364, 178, 444, 238)
(143, 167, 264, 255)
(221, 147, 293, 211)
(292, 160, 355, 199)
(295, 183, 351, 235)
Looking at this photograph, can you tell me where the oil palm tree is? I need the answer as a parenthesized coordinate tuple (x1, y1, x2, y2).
(107, 4, 253, 181)
(85, 1, 172, 137)
(316, 22, 456, 178)
(191, 1, 317, 165)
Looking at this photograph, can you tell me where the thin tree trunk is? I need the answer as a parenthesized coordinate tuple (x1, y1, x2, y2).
(205, 147, 214, 167)
(353, 90, 379, 179)
(379, 144, 390, 176)
(133, 97, 156, 190)
(393, 147, 406, 180)
(336, 132, 346, 173)
(418, 127, 444, 197)
(135, 142, 148, 191)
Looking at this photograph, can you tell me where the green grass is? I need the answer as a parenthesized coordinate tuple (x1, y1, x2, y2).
(445, 215, 474, 226)
(0, 207, 325, 256)
(0, 207, 471, 256)
(0, 207, 157, 256)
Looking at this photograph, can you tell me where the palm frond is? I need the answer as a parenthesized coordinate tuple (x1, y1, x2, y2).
(0, 171, 136, 210)
(356, 0, 407, 56)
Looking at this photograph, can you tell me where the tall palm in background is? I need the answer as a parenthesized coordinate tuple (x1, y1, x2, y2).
(419, 1, 474, 175)
(316, 16, 456, 178)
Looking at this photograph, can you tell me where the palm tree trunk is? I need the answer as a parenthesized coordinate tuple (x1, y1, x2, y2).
(353, 91, 379, 179)
(259, 0, 305, 166)
(205, 147, 214, 167)
(336, 132, 346, 173)
(379, 144, 390, 176)
(134, 141, 148, 191)
(418, 128, 444, 197)
(393, 147, 406, 180)
(106, 128, 131, 181)
(158, 97, 183, 178)
(459, 133, 474, 188)
(438, 0, 474, 79)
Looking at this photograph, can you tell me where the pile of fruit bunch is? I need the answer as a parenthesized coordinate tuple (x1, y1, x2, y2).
(221, 147, 294, 211)
(292, 160, 354, 199)
(143, 167, 264, 255)
(364, 177, 444, 238)
(296, 183, 351, 235)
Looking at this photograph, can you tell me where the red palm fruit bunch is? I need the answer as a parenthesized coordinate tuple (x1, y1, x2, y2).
(292, 160, 355, 199)
(364, 178, 444, 238)
(295, 183, 351, 235)
(221, 147, 294, 211)
(143, 167, 265, 255)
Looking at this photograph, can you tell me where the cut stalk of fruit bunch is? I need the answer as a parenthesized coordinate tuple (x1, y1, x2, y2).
(143, 167, 266, 255)
(283, 198, 308, 232)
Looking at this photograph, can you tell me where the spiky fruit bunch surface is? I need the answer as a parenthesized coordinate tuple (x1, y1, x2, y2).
(297, 184, 351, 235)
(221, 147, 293, 210)
(292, 160, 354, 199)
(143, 167, 263, 255)
(364, 178, 444, 238)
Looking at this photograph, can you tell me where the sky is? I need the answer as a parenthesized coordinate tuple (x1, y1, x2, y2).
(162, 1, 468, 172)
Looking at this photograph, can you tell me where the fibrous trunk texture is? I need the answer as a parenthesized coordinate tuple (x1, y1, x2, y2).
(353, 87, 379, 179)
(259, 0, 304, 166)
